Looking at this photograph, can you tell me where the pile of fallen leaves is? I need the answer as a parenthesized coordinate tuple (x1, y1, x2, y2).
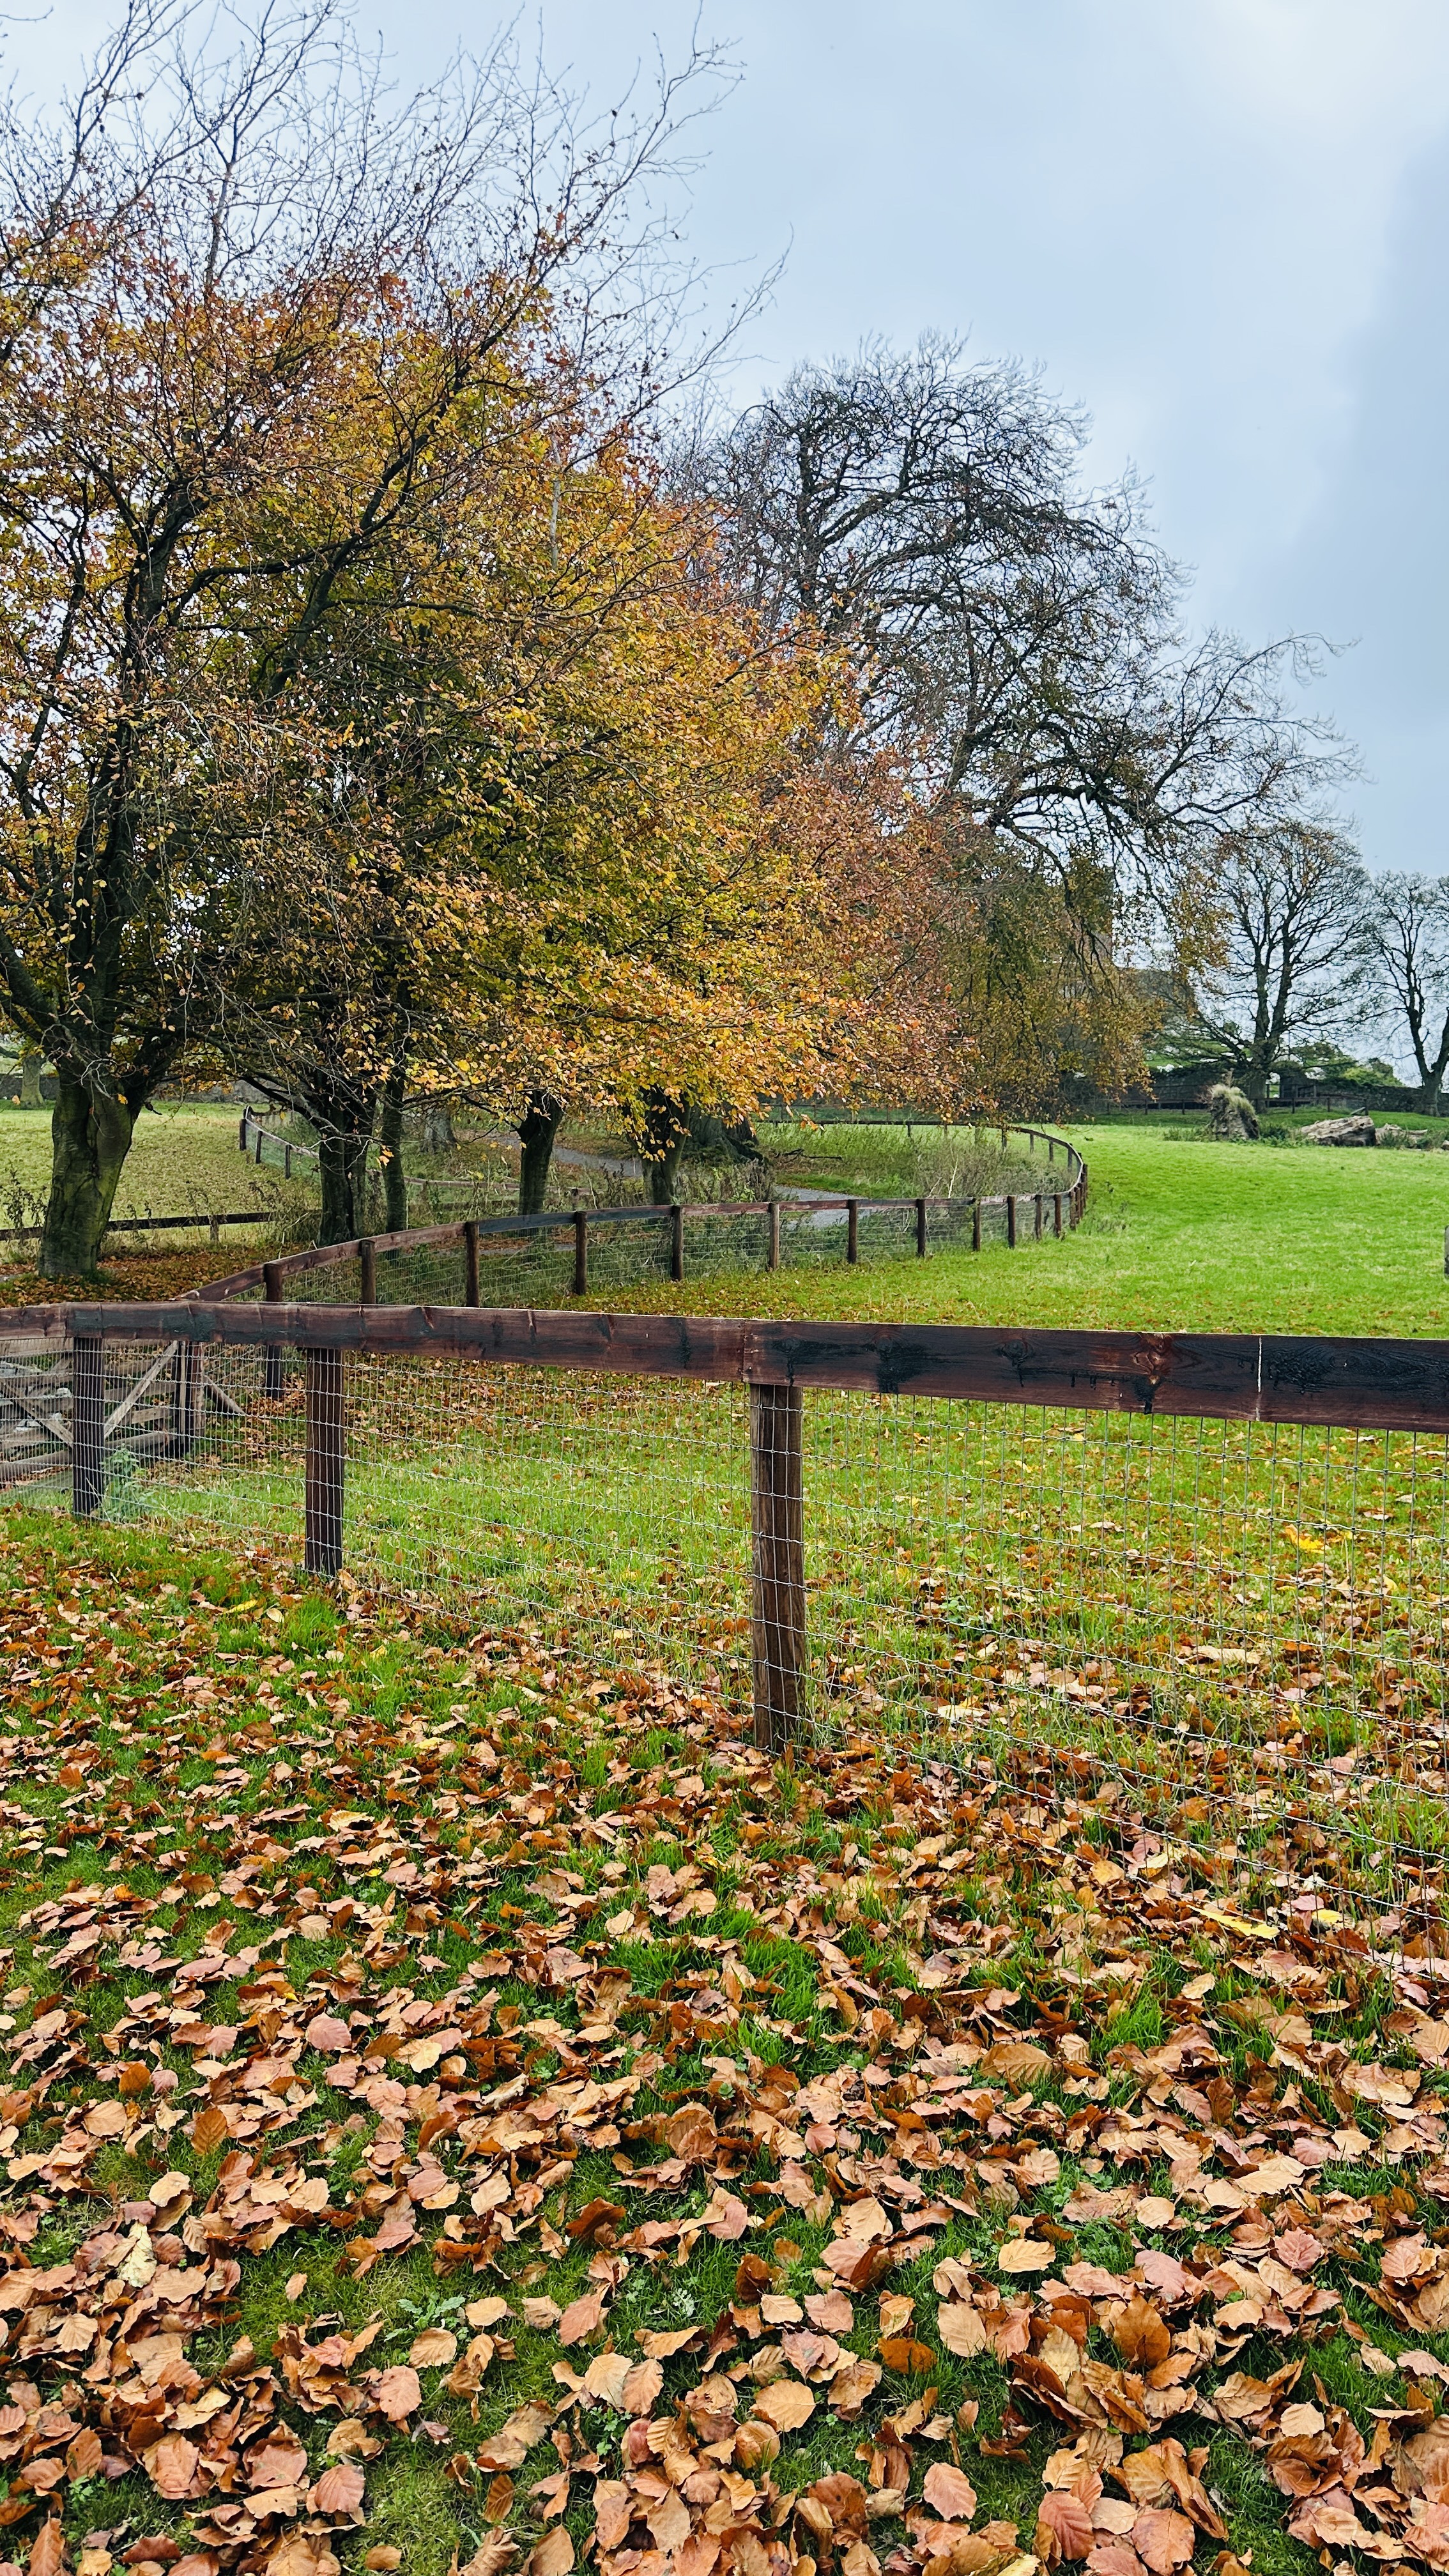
(0, 1519, 1447, 2575)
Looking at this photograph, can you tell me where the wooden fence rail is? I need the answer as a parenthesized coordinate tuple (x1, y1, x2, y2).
(197, 1127, 1090, 1303)
(1, 1295, 1448, 1748)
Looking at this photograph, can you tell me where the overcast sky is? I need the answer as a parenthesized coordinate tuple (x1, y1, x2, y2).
(22, 0, 1449, 880)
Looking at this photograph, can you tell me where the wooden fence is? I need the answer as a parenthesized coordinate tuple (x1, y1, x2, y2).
(199, 1127, 1089, 1302)
(3, 1294, 1448, 1752)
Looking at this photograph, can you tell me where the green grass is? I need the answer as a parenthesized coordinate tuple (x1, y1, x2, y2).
(0, 1504, 1379, 2572)
(578, 1116, 1449, 1338)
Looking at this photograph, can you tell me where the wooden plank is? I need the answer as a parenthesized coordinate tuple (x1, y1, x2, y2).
(8, 1298, 1449, 1434)
(738, 1322, 1449, 1432)
(751, 1383, 805, 1753)
(103, 1341, 179, 1439)
(572, 1209, 588, 1299)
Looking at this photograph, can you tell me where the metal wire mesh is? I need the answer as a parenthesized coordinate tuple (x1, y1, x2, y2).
(17, 1328, 1429, 1917)
(5, 1339, 1423, 1885)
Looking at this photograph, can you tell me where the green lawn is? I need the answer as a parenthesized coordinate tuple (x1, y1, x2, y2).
(583, 1118, 1449, 1340)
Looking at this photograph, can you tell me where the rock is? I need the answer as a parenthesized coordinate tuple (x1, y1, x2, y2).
(1208, 1083, 1259, 1141)
(1374, 1123, 1436, 1149)
(1301, 1115, 1377, 1146)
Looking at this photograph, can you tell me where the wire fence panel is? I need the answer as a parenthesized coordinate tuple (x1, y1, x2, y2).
(15, 1302, 1448, 1923)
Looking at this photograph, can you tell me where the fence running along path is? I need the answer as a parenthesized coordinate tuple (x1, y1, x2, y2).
(205, 1123, 1089, 1300)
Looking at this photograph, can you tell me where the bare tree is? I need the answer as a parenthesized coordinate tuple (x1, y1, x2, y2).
(702, 339, 1346, 884)
(1187, 822, 1372, 1109)
(1361, 873, 1449, 1113)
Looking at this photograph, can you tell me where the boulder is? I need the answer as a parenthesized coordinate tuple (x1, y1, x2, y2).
(1374, 1123, 1437, 1149)
(1301, 1115, 1377, 1146)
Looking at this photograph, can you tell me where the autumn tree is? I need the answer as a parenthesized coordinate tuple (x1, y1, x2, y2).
(0, 0, 737, 1273)
(702, 339, 1351, 1110)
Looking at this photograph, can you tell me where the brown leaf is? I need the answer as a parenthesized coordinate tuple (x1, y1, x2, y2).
(409, 2327, 458, 2368)
(1131, 2511, 1195, 2574)
(998, 2236, 1054, 2274)
(484, 2474, 514, 2525)
(923, 2462, 979, 2522)
(306, 2014, 353, 2051)
(476, 2404, 555, 2472)
(979, 2039, 1051, 2085)
(1111, 2298, 1170, 2368)
(65, 2429, 102, 2481)
(556, 2292, 604, 2347)
(27, 2526, 66, 2576)
(1036, 2490, 1096, 2563)
(937, 2300, 986, 2358)
(756, 2378, 815, 2432)
(645, 2490, 691, 2558)
(148, 2433, 201, 2499)
(372, 2365, 422, 2421)
(190, 2104, 229, 2152)
(314, 2462, 366, 2519)
(879, 2337, 937, 2376)
(666, 2103, 717, 2162)
(248, 2432, 309, 2490)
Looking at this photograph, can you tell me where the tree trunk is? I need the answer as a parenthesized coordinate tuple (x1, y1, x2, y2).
(315, 1113, 373, 1243)
(378, 1056, 408, 1232)
(38, 1075, 135, 1278)
(1239, 1063, 1269, 1112)
(18, 1049, 41, 1109)
(518, 1091, 564, 1215)
(1420, 1073, 1444, 1116)
(641, 1092, 688, 1203)
(421, 1101, 456, 1153)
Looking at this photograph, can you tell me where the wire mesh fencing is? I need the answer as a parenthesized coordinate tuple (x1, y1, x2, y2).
(9, 1303, 1449, 1931)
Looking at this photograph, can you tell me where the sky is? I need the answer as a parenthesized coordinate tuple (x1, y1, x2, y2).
(19, 0, 1449, 884)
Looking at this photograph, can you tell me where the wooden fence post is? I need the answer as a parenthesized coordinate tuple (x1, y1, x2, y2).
(767, 1201, 781, 1271)
(304, 1347, 344, 1577)
(1054, 1193, 1063, 1237)
(916, 1196, 928, 1257)
(238, 1114, 248, 1152)
(254, 1128, 263, 1165)
(1007, 1195, 1017, 1249)
(572, 1209, 588, 1297)
(284, 1144, 292, 1179)
(72, 1334, 105, 1518)
(670, 1203, 684, 1284)
(751, 1381, 805, 1753)
(847, 1198, 859, 1265)
(263, 1262, 284, 1400)
(972, 1199, 981, 1252)
(358, 1238, 376, 1306)
(1034, 1193, 1043, 1240)
(463, 1220, 480, 1307)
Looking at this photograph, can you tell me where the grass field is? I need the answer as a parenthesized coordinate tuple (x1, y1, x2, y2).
(0, 1504, 1443, 2576)
(581, 1119, 1449, 1340)
(3, 1106, 1446, 1342)
(4, 1125, 1449, 2571)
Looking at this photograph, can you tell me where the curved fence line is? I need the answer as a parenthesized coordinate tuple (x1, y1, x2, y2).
(204, 1122, 1089, 1301)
